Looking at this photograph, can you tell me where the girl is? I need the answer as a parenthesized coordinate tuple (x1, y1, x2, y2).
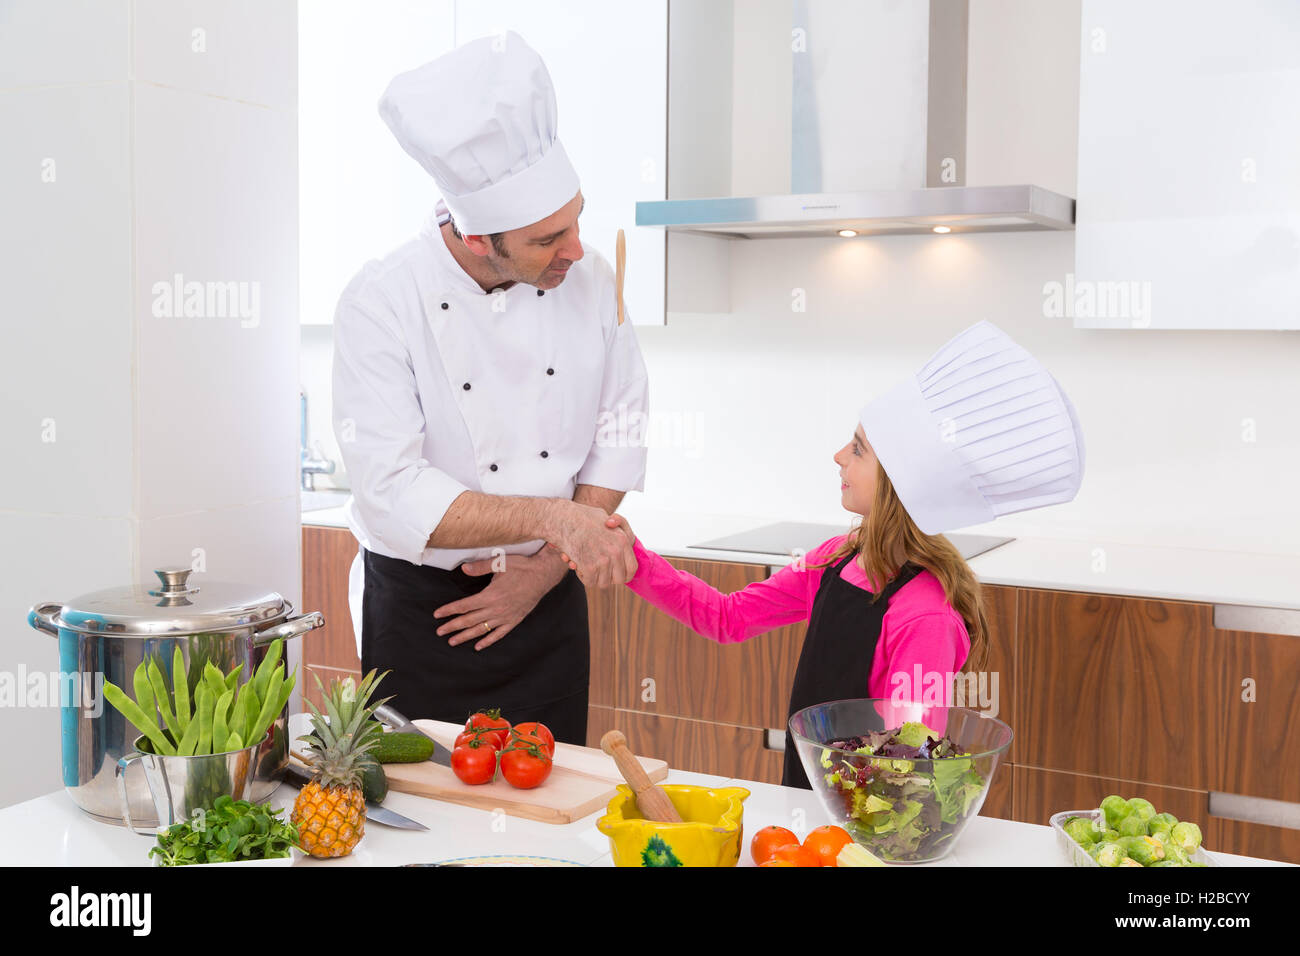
(589, 321, 1085, 789)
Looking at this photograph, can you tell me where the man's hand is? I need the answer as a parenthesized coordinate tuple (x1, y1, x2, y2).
(544, 501, 637, 588)
(555, 513, 636, 580)
(433, 548, 569, 650)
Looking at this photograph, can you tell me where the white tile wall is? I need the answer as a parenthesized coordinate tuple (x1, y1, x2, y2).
(0, 0, 129, 89)
(133, 0, 296, 111)
(136, 496, 302, 609)
(0, 513, 133, 809)
(0, 83, 133, 518)
(134, 82, 299, 519)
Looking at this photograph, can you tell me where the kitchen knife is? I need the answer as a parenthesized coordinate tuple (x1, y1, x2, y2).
(282, 758, 429, 831)
(373, 703, 455, 767)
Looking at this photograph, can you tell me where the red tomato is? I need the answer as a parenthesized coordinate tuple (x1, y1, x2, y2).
(450, 741, 497, 785)
(498, 741, 552, 790)
(750, 825, 800, 865)
(455, 728, 503, 751)
(509, 722, 555, 758)
(465, 709, 511, 749)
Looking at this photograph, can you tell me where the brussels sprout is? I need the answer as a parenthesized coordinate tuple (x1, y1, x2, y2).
(1117, 813, 1149, 837)
(1127, 797, 1157, 822)
(1126, 835, 1166, 865)
(1149, 860, 1179, 867)
(1162, 842, 1190, 866)
(1148, 814, 1176, 841)
(1120, 856, 1144, 867)
(1065, 816, 1101, 846)
(1170, 821, 1203, 852)
(1101, 795, 1131, 829)
(1102, 828, 1120, 842)
(1090, 842, 1127, 867)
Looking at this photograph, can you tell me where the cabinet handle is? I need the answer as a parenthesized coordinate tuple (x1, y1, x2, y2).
(1213, 604, 1300, 637)
(764, 730, 786, 752)
(1207, 791, 1300, 829)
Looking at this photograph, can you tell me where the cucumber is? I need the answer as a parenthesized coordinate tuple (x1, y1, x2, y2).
(359, 755, 387, 804)
(374, 731, 435, 764)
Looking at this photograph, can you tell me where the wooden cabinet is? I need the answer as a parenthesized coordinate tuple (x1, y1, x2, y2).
(614, 557, 804, 729)
(589, 705, 784, 784)
(1017, 588, 1226, 790)
(1215, 626, 1300, 803)
(301, 526, 362, 712)
(1013, 766, 1209, 829)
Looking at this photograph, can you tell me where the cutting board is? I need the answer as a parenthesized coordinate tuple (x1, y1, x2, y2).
(295, 719, 669, 825)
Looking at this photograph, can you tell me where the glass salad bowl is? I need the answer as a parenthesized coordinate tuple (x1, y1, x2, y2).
(789, 699, 1013, 864)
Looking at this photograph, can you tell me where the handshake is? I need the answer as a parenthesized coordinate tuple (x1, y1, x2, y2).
(545, 504, 636, 589)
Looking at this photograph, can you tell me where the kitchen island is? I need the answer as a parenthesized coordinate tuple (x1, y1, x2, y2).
(1, 771, 1290, 867)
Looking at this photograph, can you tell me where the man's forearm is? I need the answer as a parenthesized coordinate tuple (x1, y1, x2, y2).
(574, 484, 625, 514)
(426, 491, 564, 550)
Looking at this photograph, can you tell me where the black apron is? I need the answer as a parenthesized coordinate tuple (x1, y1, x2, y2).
(782, 553, 924, 789)
(360, 549, 590, 745)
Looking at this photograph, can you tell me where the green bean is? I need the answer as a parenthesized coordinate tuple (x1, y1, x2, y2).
(195, 685, 215, 756)
(247, 669, 284, 749)
(274, 669, 297, 716)
(226, 731, 243, 751)
(147, 657, 181, 744)
(132, 661, 155, 730)
(172, 647, 190, 737)
(103, 682, 174, 755)
(251, 639, 283, 704)
(202, 660, 227, 704)
(224, 662, 244, 695)
(211, 689, 233, 754)
(176, 707, 202, 756)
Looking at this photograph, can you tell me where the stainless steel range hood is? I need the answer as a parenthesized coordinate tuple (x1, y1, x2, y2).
(639, 0, 1076, 239)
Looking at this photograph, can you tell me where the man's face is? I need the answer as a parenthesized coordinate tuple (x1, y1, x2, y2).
(464, 191, 585, 290)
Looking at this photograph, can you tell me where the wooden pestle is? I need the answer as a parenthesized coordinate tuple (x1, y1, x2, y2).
(600, 730, 682, 823)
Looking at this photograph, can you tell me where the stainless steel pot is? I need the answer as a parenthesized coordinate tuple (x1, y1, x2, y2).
(28, 566, 323, 826)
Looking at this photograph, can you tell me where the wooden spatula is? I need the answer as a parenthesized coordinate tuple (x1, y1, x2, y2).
(600, 730, 681, 823)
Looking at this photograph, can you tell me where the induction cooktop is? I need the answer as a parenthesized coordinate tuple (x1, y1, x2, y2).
(689, 522, 1013, 562)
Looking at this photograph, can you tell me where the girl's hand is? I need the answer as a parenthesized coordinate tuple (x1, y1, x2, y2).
(554, 513, 635, 571)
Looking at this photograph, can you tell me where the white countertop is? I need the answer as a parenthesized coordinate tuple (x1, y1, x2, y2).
(303, 499, 1300, 613)
(3, 775, 1288, 868)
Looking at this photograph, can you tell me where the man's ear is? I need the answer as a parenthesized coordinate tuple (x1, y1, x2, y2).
(461, 233, 493, 257)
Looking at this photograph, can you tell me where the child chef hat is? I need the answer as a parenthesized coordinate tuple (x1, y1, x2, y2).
(378, 30, 580, 236)
(859, 321, 1085, 535)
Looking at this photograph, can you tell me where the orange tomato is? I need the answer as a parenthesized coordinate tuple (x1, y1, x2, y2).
(750, 825, 800, 865)
(772, 843, 822, 867)
(803, 825, 854, 867)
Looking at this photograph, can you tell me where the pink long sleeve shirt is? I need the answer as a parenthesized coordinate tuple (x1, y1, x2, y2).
(626, 534, 971, 701)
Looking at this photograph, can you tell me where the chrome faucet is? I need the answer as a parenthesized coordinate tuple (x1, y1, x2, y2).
(300, 386, 336, 491)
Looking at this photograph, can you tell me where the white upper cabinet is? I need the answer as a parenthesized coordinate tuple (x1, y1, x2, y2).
(1076, 1, 1300, 329)
(451, 1, 668, 326)
(300, 1, 667, 326)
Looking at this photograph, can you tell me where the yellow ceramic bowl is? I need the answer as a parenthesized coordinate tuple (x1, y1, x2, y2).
(596, 784, 750, 867)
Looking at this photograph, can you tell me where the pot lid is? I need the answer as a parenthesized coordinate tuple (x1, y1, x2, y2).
(50, 567, 291, 637)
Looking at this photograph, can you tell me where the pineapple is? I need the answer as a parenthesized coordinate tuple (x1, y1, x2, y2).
(291, 670, 388, 858)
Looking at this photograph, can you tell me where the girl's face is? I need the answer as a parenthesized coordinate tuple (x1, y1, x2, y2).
(834, 425, 880, 516)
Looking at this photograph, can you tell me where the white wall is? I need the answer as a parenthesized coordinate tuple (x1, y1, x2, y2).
(0, 0, 299, 809)
(302, 0, 1300, 559)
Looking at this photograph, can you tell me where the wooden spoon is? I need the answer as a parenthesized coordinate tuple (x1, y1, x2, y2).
(601, 730, 682, 823)
(615, 228, 626, 326)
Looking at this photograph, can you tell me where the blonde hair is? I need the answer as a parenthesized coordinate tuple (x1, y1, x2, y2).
(813, 460, 989, 674)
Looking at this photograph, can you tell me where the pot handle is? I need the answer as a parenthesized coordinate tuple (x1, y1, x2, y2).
(116, 752, 156, 837)
(254, 611, 324, 647)
(27, 603, 62, 636)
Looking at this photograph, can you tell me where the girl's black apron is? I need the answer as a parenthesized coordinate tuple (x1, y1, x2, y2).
(360, 549, 590, 745)
(782, 553, 924, 789)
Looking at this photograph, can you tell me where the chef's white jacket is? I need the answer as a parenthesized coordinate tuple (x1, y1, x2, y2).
(332, 212, 650, 578)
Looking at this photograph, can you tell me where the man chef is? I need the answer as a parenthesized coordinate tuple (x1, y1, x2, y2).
(332, 31, 647, 745)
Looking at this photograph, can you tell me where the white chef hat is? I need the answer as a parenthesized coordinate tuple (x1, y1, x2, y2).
(378, 30, 580, 235)
(859, 321, 1085, 535)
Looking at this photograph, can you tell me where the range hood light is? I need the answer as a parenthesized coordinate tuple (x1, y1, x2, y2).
(837, 229, 858, 238)
(932, 225, 952, 234)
